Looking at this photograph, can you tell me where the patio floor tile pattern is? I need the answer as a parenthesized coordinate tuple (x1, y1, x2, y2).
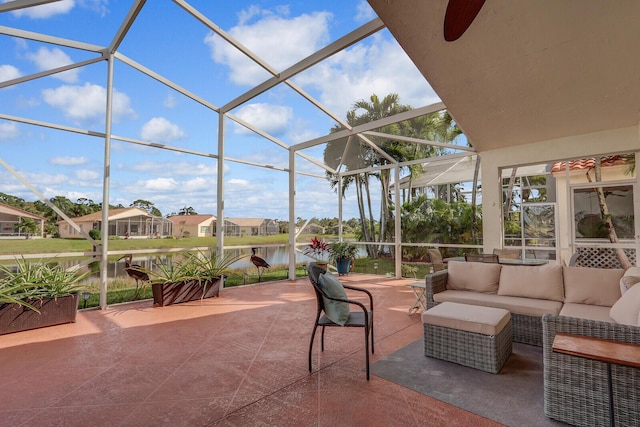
(0, 274, 502, 427)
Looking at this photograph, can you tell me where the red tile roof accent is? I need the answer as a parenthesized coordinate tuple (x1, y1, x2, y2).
(550, 155, 630, 173)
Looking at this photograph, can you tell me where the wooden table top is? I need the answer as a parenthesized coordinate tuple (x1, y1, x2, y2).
(552, 333, 640, 368)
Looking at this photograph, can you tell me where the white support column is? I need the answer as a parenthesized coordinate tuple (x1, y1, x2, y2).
(337, 175, 343, 241)
(564, 161, 572, 263)
(216, 112, 225, 253)
(634, 150, 640, 266)
(288, 148, 297, 280)
(99, 53, 115, 310)
(480, 154, 502, 253)
(394, 166, 402, 278)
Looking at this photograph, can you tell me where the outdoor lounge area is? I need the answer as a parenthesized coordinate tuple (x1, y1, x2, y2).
(2, 1, 640, 426)
(0, 274, 503, 427)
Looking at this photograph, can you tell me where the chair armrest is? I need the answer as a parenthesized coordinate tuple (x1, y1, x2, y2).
(320, 292, 369, 316)
(542, 314, 640, 350)
(425, 270, 448, 309)
(343, 284, 374, 311)
(541, 313, 640, 425)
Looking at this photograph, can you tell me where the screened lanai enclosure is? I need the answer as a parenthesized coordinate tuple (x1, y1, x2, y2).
(1, 0, 639, 309)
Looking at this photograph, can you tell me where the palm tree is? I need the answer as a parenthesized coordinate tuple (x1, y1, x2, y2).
(178, 206, 197, 215)
(324, 94, 462, 256)
(590, 157, 632, 269)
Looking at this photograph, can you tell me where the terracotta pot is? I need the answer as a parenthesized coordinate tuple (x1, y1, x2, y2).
(0, 294, 79, 335)
(152, 277, 222, 307)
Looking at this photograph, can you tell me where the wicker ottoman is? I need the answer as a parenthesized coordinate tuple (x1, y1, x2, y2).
(422, 302, 513, 374)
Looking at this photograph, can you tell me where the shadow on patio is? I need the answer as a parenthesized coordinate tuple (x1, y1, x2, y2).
(0, 274, 500, 426)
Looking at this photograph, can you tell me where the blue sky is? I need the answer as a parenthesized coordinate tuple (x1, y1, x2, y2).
(0, 0, 440, 221)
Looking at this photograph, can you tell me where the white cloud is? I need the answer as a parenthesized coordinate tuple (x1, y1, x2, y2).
(0, 64, 22, 82)
(163, 93, 177, 108)
(182, 177, 211, 192)
(42, 83, 136, 124)
(355, 1, 376, 22)
(0, 122, 20, 140)
(81, 0, 109, 17)
(130, 160, 217, 177)
(140, 117, 187, 143)
(204, 8, 332, 86)
(22, 170, 69, 187)
(294, 33, 439, 116)
(142, 177, 179, 191)
(27, 47, 79, 83)
(233, 103, 292, 136)
(9, 0, 75, 19)
(75, 169, 100, 180)
(50, 156, 88, 166)
(228, 178, 250, 186)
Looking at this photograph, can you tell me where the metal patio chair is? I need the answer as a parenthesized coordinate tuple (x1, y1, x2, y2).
(307, 262, 374, 380)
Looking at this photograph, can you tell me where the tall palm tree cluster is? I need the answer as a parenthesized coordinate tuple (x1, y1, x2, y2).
(323, 94, 462, 257)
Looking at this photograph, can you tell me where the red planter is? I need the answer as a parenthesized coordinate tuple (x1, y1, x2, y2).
(0, 294, 79, 335)
(152, 278, 222, 307)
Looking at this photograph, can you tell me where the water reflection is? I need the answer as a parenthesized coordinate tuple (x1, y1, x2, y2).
(79, 247, 323, 279)
(3, 245, 367, 280)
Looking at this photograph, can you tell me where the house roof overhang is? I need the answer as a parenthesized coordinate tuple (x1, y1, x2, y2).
(368, 0, 640, 152)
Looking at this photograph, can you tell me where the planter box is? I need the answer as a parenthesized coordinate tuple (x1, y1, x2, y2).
(152, 278, 222, 307)
(0, 294, 79, 335)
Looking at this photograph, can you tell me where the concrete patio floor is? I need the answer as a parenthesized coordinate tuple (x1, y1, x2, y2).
(0, 274, 501, 426)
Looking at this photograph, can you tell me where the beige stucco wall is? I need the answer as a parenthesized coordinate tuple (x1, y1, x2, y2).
(480, 125, 640, 265)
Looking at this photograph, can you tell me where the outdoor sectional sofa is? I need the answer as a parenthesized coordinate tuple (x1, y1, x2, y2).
(424, 260, 640, 426)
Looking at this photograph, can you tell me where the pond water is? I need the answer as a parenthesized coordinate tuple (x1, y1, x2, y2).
(3, 245, 369, 280)
(79, 246, 364, 279)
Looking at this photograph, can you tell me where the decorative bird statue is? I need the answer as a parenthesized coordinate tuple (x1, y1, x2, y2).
(250, 248, 270, 282)
(118, 254, 150, 299)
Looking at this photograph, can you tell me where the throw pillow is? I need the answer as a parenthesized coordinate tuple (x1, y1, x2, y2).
(498, 264, 564, 301)
(563, 266, 624, 306)
(610, 281, 640, 326)
(446, 261, 501, 293)
(620, 275, 640, 294)
(318, 272, 350, 326)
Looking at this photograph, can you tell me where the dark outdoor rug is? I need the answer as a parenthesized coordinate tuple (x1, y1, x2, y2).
(371, 340, 566, 427)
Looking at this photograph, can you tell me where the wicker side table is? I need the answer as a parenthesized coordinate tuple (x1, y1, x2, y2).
(422, 302, 512, 374)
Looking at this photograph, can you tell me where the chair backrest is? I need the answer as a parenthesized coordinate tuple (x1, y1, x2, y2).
(493, 248, 521, 260)
(568, 252, 580, 266)
(428, 248, 443, 264)
(307, 262, 328, 311)
(464, 253, 499, 263)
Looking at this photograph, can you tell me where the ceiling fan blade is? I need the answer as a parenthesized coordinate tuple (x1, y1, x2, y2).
(443, 0, 486, 42)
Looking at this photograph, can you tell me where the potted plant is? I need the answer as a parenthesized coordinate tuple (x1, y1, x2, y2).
(328, 242, 359, 275)
(146, 250, 243, 307)
(303, 236, 330, 268)
(0, 257, 88, 335)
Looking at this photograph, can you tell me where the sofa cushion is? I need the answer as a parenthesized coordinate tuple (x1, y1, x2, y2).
(563, 266, 624, 307)
(560, 303, 613, 323)
(620, 266, 640, 294)
(433, 290, 563, 317)
(609, 282, 640, 326)
(421, 302, 510, 336)
(446, 261, 501, 293)
(498, 264, 564, 301)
